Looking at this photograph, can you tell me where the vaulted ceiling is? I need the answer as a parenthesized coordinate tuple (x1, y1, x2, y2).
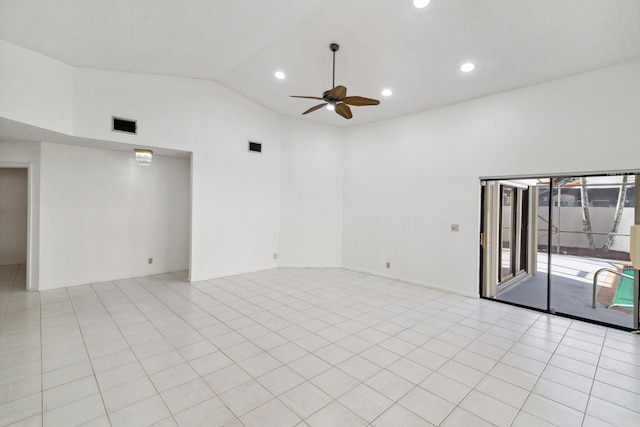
(2, 0, 640, 127)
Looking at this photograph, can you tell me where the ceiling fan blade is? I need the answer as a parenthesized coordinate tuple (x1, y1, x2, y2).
(335, 103, 352, 119)
(291, 95, 324, 100)
(328, 85, 347, 100)
(342, 96, 380, 106)
(302, 103, 327, 115)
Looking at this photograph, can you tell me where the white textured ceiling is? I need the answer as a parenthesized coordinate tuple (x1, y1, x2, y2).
(2, 0, 640, 128)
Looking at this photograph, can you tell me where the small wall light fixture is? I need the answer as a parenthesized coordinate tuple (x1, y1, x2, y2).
(134, 149, 153, 165)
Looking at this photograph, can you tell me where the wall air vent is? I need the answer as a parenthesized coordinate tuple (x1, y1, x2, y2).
(112, 117, 137, 134)
(248, 141, 262, 153)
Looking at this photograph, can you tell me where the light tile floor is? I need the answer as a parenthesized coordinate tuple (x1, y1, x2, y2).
(1, 263, 640, 426)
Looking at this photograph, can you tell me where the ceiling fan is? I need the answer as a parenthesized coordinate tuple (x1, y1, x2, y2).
(291, 43, 380, 120)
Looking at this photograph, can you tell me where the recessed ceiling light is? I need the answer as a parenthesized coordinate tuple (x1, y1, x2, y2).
(381, 89, 393, 97)
(413, 0, 430, 8)
(460, 63, 475, 73)
(275, 71, 286, 80)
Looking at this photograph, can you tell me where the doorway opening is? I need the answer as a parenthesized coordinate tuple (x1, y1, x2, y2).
(480, 173, 638, 330)
(0, 167, 28, 290)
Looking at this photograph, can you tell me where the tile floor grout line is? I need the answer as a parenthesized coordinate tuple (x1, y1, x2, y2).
(139, 273, 294, 424)
(521, 315, 611, 425)
(73, 279, 155, 424)
(501, 312, 564, 426)
(3, 266, 640, 426)
(63, 285, 112, 426)
(580, 326, 606, 427)
(103, 275, 197, 425)
(430, 303, 537, 426)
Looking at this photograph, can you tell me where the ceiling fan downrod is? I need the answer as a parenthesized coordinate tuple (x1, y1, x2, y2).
(330, 43, 339, 89)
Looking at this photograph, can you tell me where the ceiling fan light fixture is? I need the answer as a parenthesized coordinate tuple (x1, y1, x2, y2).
(326, 102, 336, 111)
(413, 0, 430, 9)
(274, 71, 286, 80)
(381, 88, 393, 97)
(460, 62, 476, 72)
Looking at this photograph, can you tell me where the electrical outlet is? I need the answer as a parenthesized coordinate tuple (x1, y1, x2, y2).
(386, 262, 390, 269)
(274, 253, 278, 260)
(450, 224, 459, 232)
(148, 258, 153, 264)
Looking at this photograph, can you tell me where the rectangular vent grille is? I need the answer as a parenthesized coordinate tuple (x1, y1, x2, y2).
(248, 141, 262, 153)
(112, 117, 137, 134)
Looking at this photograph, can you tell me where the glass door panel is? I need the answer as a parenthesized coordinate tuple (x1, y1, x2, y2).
(550, 175, 635, 328)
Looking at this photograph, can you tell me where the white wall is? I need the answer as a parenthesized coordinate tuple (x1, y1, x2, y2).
(343, 60, 640, 297)
(0, 168, 28, 265)
(279, 118, 344, 267)
(38, 142, 190, 289)
(0, 141, 41, 289)
(0, 40, 74, 134)
(72, 68, 282, 282)
(1, 42, 283, 288)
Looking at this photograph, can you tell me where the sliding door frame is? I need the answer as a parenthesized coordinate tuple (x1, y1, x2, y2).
(480, 169, 640, 331)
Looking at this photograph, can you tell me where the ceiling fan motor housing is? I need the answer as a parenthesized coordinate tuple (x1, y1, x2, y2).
(322, 90, 341, 104)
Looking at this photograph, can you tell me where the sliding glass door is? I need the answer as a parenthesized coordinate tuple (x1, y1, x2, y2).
(480, 174, 637, 329)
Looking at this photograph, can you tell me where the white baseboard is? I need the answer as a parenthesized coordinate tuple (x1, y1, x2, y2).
(342, 267, 479, 299)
